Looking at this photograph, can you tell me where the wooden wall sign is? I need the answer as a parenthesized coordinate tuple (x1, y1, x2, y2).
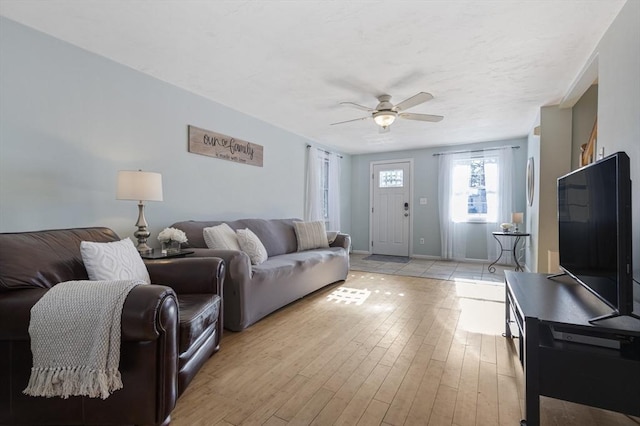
(188, 125, 264, 167)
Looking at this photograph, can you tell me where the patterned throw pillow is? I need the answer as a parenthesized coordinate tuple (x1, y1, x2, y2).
(236, 228, 268, 265)
(203, 223, 241, 251)
(293, 221, 329, 251)
(80, 238, 150, 284)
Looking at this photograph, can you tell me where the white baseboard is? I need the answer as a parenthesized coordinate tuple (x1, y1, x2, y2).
(459, 257, 491, 264)
(351, 250, 371, 255)
(351, 252, 499, 265)
(412, 255, 489, 263)
(410, 254, 441, 260)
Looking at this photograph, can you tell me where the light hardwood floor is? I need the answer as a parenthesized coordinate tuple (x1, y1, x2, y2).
(171, 271, 639, 426)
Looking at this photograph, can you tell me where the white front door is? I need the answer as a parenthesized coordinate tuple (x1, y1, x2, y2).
(371, 161, 411, 256)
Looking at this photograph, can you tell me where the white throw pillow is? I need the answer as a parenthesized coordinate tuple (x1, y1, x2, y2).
(294, 221, 329, 251)
(80, 238, 150, 284)
(203, 223, 241, 251)
(236, 228, 268, 265)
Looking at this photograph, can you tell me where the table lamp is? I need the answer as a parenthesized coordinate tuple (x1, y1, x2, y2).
(117, 170, 163, 253)
(512, 212, 524, 232)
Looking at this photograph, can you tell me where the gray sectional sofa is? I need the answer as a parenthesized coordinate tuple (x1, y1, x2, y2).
(171, 218, 350, 331)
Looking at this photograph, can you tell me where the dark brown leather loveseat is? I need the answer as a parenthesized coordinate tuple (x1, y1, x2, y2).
(0, 227, 224, 425)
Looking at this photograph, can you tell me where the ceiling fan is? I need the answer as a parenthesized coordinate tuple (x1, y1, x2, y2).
(331, 92, 444, 130)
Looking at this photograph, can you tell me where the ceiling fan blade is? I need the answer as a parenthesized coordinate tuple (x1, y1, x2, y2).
(330, 116, 371, 126)
(339, 101, 374, 112)
(399, 112, 444, 122)
(394, 92, 434, 112)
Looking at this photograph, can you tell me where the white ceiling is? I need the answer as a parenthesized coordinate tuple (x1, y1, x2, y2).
(0, 0, 626, 154)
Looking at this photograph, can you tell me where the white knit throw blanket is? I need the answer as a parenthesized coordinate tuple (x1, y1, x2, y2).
(23, 279, 143, 399)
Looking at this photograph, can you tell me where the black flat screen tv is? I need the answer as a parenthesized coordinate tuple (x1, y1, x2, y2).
(556, 151, 636, 322)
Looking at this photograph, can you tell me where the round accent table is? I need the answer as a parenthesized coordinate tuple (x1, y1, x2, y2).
(488, 231, 530, 273)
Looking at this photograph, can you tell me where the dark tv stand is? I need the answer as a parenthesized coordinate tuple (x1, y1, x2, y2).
(546, 271, 567, 280)
(589, 310, 640, 323)
(546, 271, 640, 323)
(505, 271, 640, 426)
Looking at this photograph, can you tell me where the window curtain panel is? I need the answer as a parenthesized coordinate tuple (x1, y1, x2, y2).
(438, 151, 472, 260)
(305, 147, 323, 222)
(439, 147, 515, 263)
(305, 147, 341, 231)
(486, 147, 515, 264)
(327, 152, 341, 231)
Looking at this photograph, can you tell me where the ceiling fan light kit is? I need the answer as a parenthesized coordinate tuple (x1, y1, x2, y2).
(373, 110, 397, 128)
(333, 92, 443, 130)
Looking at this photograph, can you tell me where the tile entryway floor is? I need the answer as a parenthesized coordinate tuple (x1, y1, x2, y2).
(350, 253, 512, 283)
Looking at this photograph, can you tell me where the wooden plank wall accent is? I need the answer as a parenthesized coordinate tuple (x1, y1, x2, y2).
(188, 125, 264, 167)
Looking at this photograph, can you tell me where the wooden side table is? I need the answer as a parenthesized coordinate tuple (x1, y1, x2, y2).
(488, 231, 530, 272)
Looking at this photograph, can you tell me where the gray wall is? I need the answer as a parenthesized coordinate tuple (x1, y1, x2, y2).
(595, 0, 640, 287)
(350, 138, 528, 260)
(525, 0, 639, 297)
(525, 121, 541, 273)
(536, 105, 573, 273)
(0, 18, 351, 242)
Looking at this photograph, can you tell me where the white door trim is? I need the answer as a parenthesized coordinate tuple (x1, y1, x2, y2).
(369, 158, 414, 256)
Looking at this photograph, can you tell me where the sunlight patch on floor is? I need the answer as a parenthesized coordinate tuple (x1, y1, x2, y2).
(454, 278, 504, 302)
(457, 298, 505, 335)
(454, 278, 505, 335)
(326, 286, 371, 305)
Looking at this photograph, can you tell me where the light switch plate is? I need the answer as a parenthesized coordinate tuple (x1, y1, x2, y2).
(419, 197, 427, 205)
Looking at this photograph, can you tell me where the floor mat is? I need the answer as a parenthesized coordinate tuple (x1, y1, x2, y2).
(362, 254, 411, 263)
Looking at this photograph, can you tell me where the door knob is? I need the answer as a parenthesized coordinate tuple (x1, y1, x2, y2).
(404, 213, 409, 217)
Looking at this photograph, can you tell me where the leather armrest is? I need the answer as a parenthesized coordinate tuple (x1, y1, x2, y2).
(0, 288, 48, 340)
(145, 256, 224, 295)
(186, 249, 253, 331)
(120, 284, 177, 341)
(0, 285, 177, 342)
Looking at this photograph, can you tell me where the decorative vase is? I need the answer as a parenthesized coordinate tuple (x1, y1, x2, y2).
(161, 240, 181, 254)
(500, 223, 512, 233)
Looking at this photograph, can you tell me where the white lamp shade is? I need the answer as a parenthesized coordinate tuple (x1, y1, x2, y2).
(117, 170, 163, 202)
(373, 111, 397, 127)
(511, 212, 524, 224)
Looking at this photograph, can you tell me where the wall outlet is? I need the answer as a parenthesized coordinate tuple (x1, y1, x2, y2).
(419, 238, 425, 244)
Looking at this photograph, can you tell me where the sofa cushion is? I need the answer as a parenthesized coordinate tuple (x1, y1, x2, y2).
(203, 223, 241, 251)
(177, 294, 220, 355)
(236, 228, 268, 265)
(80, 238, 151, 284)
(293, 221, 329, 251)
(171, 219, 299, 256)
(234, 219, 298, 257)
(252, 248, 345, 276)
